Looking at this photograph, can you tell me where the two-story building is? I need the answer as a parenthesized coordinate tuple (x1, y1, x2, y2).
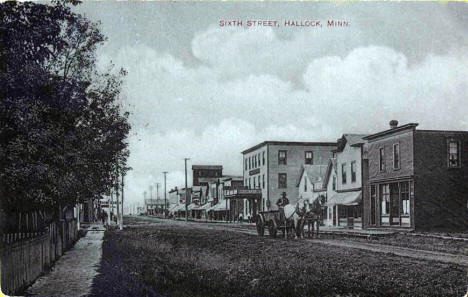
(324, 134, 368, 229)
(241, 141, 336, 215)
(362, 120, 468, 230)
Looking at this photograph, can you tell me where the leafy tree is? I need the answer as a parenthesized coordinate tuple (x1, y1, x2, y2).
(0, 0, 131, 224)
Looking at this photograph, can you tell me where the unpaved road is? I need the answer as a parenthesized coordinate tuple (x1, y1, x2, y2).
(131, 216, 468, 266)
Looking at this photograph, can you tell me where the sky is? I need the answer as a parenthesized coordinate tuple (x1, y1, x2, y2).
(73, 2, 468, 207)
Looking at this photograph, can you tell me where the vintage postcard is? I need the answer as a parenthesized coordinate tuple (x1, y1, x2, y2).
(1, 1, 467, 297)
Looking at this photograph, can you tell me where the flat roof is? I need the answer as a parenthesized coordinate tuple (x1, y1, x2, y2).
(192, 165, 223, 170)
(241, 141, 337, 154)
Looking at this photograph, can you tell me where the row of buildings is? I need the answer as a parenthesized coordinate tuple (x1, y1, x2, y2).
(163, 120, 468, 230)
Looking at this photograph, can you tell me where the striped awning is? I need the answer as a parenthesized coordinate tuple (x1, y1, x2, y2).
(326, 191, 361, 206)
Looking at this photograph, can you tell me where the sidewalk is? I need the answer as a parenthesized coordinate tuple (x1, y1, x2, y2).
(25, 223, 105, 297)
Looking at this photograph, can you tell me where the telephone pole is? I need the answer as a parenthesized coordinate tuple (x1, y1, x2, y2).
(184, 158, 190, 221)
(162, 171, 168, 218)
(120, 172, 124, 229)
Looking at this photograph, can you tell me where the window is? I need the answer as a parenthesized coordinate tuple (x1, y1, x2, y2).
(401, 181, 410, 215)
(341, 163, 347, 184)
(278, 173, 287, 188)
(351, 161, 357, 183)
(249, 157, 251, 170)
(448, 140, 461, 168)
(305, 151, 313, 164)
(245, 159, 248, 171)
(253, 177, 256, 189)
(380, 184, 390, 215)
(278, 150, 287, 165)
(304, 176, 307, 192)
(258, 176, 261, 188)
(379, 148, 385, 171)
(258, 153, 261, 167)
(248, 178, 251, 189)
(262, 152, 265, 165)
(262, 174, 265, 189)
(393, 143, 400, 169)
(332, 175, 336, 191)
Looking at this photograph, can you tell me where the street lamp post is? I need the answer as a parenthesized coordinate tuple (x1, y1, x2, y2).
(163, 171, 168, 218)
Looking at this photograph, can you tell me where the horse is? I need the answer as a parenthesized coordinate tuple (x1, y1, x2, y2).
(305, 196, 324, 238)
(282, 198, 310, 239)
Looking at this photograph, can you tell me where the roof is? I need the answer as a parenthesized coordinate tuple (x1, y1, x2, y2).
(335, 134, 368, 152)
(363, 123, 419, 141)
(242, 141, 337, 154)
(326, 190, 362, 206)
(220, 175, 243, 181)
(192, 165, 223, 170)
(296, 164, 328, 187)
(322, 158, 337, 190)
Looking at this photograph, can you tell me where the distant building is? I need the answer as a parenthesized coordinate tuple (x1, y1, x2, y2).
(192, 165, 223, 186)
(241, 141, 337, 213)
(362, 121, 468, 230)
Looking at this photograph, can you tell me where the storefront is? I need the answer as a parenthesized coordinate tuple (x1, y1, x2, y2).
(368, 179, 413, 228)
(326, 190, 362, 229)
(224, 188, 262, 222)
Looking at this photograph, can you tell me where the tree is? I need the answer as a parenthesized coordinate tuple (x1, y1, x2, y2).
(0, 0, 131, 225)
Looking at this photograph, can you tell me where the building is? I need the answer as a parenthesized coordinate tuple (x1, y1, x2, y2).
(296, 164, 328, 203)
(241, 141, 337, 214)
(362, 120, 468, 230)
(322, 158, 337, 226)
(325, 134, 368, 229)
(192, 165, 223, 186)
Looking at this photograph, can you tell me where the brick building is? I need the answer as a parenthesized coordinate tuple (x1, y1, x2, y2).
(192, 165, 223, 186)
(362, 121, 468, 230)
(241, 141, 336, 213)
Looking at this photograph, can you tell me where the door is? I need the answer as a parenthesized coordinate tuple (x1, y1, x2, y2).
(389, 183, 400, 225)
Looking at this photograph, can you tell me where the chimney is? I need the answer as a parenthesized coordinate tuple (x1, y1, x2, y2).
(389, 120, 398, 129)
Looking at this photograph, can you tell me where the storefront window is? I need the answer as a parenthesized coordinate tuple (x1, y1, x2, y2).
(380, 184, 390, 215)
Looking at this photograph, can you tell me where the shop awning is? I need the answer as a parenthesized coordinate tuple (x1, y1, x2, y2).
(198, 203, 212, 211)
(187, 203, 200, 210)
(208, 200, 230, 211)
(326, 191, 361, 206)
(168, 204, 179, 212)
(174, 204, 187, 212)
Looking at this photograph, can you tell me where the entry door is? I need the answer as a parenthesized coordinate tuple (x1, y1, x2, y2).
(389, 183, 400, 225)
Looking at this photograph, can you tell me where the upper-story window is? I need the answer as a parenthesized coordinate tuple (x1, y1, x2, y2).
(341, 163, 347, 184)
(262, 152, 265, 165)
(249, 157, 251, 170)
(448, 140, 461, 168)
(255, 155, 257, 167)
(253, 177, 256, 189)
(393, 143, 400, 170)
(332, 175, 336, 191)
(278, 150, 287, 165)
(379, 147, 385, 172)
(305, 151, 313, 165)
(245, 159, 247, 171)
(258, 153, 261, 167)
(278, 173, 287, 188)
(351, 161, 357, 183)
(262, 174, 265, 189)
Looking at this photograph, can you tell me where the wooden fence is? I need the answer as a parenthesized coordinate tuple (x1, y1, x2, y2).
(1, 219, 78, 295)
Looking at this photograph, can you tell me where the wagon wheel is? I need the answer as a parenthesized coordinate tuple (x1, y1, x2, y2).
(269, 219, 277, 238)
(256, 215, 265, 236)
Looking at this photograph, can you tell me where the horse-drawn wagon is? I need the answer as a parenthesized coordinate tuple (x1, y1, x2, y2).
(255, 196, 324, 239)
(256, 210, 296, 238)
